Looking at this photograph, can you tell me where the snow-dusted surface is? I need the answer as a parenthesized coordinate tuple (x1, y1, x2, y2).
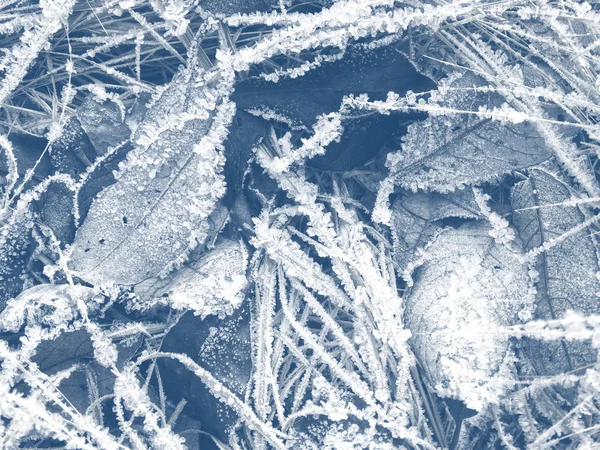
(1, 0, 600, 448)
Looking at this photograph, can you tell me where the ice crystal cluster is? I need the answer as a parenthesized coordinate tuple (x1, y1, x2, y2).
(1, 0, 600, 448)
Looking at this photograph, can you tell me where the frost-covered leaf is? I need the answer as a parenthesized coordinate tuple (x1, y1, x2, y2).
(38, 181, 76, 245)
(135, 238, 248, 317)
(512, 166, 600, 376)
(76, 146, 132, 222)
(77, 95, 130, 155)
(387, 74, 552, 193)
(391, 188, 481, 271)
(399, 189, 481, 221)
(158, 306, 252, 443)
(0, 207, 34, 307)
(198, 0, 273, 15)
(69, 64, 234, 286)
(404, 222, 534, 411)
(49, 118, 96, 176)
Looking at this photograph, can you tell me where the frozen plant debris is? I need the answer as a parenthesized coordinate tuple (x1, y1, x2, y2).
(133, 238, 249, 317)
(404, 222, 535, 411)
(1, 0, 600, 449)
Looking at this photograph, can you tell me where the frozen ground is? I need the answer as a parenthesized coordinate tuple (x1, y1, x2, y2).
(0, 0, 600, 448)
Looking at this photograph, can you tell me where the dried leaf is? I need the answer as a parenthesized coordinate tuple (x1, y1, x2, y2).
(512, 166, 600, 376)
(158, 306, 252, 443)
(404, 222, 534, 411)
(135, 239, 248, 318)
(50, 118, 97, 176)
(198, 0, 273, 15)
(0, 208, 34, 307)
(39, 181, 76, 245)
(69, 65, 233, 286)
(388, 74, 551, 192)
(77, 96, 131, 155)
(391, 189, 481, 271)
